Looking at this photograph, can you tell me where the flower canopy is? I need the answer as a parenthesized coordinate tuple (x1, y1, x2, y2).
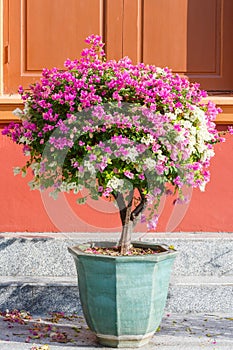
(3, 34, 223, 234)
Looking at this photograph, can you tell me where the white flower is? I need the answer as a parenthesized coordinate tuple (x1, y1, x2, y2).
(165, 112, 177, 121)
(30, 162, 41, 175)
(73, 184, 83, 193)
(124, 147, 139, 162)
(175, 132, 186, 143)
(141, 134, 154, 146)
(19, 136, 31, 145)
(174, 108, 183, 116)
(181, 120, 192, 129)
(107, 176, 124, 191)
(12, 108, 23, 117)
(144, 158, 156, 171)
(84, 160, 96, 175)
(187, 135, 196, 153)
(201, 149, 215, 162)
(199, 182, 206, 192)
(199, 127, 213, 142)
(13, 167, 21, 175)
(157, 150, 166, 162)
(60, 182, 69, 192)
(192, 105, 205, 120)
(190, 126, 197, 136)
(154, 67, 166, 76)
(196, 141, 206, 153)
(67, 182, 78, 190)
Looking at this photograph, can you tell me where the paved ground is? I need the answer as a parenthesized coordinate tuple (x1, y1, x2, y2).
(0, 311, 232, 349)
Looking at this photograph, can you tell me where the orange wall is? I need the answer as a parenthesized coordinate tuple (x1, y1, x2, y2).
(0, 126, 232, 233)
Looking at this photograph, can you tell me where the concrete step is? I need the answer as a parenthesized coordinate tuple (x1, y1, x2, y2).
(0, 275, 232, 314)
(0, 232, 232, 313)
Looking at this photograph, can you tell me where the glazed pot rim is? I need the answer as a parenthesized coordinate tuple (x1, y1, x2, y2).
(68, 241, 178, 261)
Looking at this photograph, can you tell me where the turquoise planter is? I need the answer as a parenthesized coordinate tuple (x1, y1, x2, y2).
(68, 241, 177, 348)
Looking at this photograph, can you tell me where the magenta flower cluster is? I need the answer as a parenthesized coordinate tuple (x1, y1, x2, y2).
(3, 34, 223, 230)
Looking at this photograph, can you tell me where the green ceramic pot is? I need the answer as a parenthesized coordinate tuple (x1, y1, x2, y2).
(68, 241, 177, 348)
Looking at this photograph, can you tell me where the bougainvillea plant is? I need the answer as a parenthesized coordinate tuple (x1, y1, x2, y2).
(3, 35, 224, 254)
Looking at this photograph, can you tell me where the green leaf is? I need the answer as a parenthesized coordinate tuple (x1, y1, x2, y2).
(21, 169, 27, 178)
(13, 167, 21, 176)
(91, 194, 99, 201)
(49, 191, 59, 200)
(76, 197, 87, 204)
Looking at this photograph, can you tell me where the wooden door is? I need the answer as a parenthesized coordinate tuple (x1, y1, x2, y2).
(3, 0, 233, 93)
(122, 0, 233, 92)
(3, 0, 106, 93)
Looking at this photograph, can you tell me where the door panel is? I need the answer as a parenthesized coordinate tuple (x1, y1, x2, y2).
(4, 0, 105, 93)
(122, 0, 143, 63)
(25, 0, 102, 71)
(187, 0, 220, 74)
(142, 0, 188, 72)
(104, 0, 124, 61)
(186, 0, 233, 91)
(142, 0, 233, 91)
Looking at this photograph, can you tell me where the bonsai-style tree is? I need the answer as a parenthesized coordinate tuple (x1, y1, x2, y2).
(3, 35, 223, 254)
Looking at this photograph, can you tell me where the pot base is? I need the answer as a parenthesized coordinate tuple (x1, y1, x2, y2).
(69, 241, 177, 348)
(96, 330, 155, 348)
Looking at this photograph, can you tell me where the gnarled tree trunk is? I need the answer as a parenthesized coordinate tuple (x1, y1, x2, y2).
(114, 189, 147, 255)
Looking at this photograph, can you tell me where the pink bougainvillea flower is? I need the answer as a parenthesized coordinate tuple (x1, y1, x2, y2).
(124, 170, 134, 179)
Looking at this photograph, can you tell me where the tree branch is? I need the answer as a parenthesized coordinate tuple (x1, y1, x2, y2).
(130, 189, 147, 226)
(112, 192, 127, 226)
